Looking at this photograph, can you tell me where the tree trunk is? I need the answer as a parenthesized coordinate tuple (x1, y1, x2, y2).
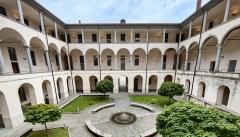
(44, 123, 48, 137)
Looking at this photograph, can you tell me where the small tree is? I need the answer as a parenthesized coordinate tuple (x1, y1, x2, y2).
(96, 80, 114, 95)
(158, 82, 184, 102)
(156, 101, 240, 137)
(25, 104, 62, 137)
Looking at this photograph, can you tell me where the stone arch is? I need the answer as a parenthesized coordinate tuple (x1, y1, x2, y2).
(103, 75, 114, 93)
(18, 83, 37, 112)
(187, 42, 199, 71)
(0, 28, 28, 74)
(0, 91, 11, 128)
(89, 75, 98, 92)
(0, 27, 27, 46)
(132, 48, 146, 70)
(30, 37, 48, 72)
(219, 26, 240, 73)
(163, 48, 177, 70)
(197, 82, 206, 98)
(67, 76, 73, 96)
(134, 75, 143, 92)
(164, 75, 173, 82)
(61, 47, 69, 70)
(48, 43, 59, 71)
(220, 25, 240, 45)
(56, 78, 64, 100)
(101, 48, 115, 70)
(185, 79, 191, 93)
(117, 48, 131, 70)
(118, 75, 128, 92)
(74, 76, 83, 93)
(148, 48, 162, 70)
(70, 49, 84, 70)
(148, 75, 158, 92)
(104, 75, 113, 81)
(178, 47, 186, 70)
(30, 37, 46, 50)
(42, 80, 54, 104)
(86, 49, 99, 70)
(200, 36, 218, 72)
(216, 85, 230, 106)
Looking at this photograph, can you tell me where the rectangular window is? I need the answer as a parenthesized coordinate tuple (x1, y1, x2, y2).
(18, 87, 27, 102)
(30, 50, 37, 66)
(107, 56, 112, 66)
(78, 34, 82, 43)
(165, 33, 169, 43)
(106, 34, 111, 43)
(209, 21, 214, 29)
(134, 55, 139, 66)
(121, 34, 125, 42)
(135, 33, 140, 42)
(55, 54, 59, 66)
(24, 18, 29, 26)
(8, 47, 17, 61)
(181, 34, 186, 41)
(80, 56, 85, 70)
(228, 60, 237, 72)
(93, 55, 98, 66)
(176, 33, 180, 42)
(0, 6, 7, 16)
(92, 34, 97, 42)
(67, 34, 71, 43)
(163, 55, 167, 70)
(209, 61, 215, 72)
(187, 63, 191, 71)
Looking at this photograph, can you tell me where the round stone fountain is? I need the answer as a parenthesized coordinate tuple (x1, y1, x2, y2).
(111, 112, 137, 125)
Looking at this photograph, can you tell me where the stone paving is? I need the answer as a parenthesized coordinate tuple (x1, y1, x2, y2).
(2, 93, 162, 137)
(33, 93, 162, 137)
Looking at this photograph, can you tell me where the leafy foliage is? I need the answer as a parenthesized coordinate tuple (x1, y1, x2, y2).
(156, 101, 240, 137)
(25, 104, 62, 125)
(158, 82, 184, 98)
(96, 80, 114, 94)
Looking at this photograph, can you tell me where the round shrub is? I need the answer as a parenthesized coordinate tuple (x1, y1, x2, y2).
(96, 80, 114, 94)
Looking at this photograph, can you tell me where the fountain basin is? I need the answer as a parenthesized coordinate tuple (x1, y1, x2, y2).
(111, 112, 136, 125)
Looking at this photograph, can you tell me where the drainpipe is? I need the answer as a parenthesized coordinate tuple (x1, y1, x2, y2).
(65, 30, 75, 95)
(189, 9, 205, 100)
(144, 28, 149, 94)
(97, 28, 102, 80)
(42, 11, 59, 103)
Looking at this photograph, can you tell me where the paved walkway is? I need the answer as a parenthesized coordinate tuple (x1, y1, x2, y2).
(2, 93, 162, 137)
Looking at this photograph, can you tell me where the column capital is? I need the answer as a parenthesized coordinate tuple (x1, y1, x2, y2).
(216, 44, 222, 48)
(24, 46, 30, 49)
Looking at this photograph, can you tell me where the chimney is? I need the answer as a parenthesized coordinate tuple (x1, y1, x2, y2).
(196, 0, 202, 11)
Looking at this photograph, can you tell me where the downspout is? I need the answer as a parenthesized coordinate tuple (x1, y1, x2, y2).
(42, 11, 59, 103)
(144, 28, 149, 94)
(97, 27, 102, 80)
(65, 29, 75, 95)
(189, 9, 205, 100)
(174, 32, 181, 82)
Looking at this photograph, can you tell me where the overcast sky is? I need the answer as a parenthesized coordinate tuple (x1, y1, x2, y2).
(36, 0, 210, 24)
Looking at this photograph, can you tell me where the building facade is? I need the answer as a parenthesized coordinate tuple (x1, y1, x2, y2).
(0, 0, 240, 129)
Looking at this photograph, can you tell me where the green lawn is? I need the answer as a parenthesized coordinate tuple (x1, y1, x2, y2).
(27, 128, 68, 137)
(130, 95, 174, 108)
(62, 96, 109, 112)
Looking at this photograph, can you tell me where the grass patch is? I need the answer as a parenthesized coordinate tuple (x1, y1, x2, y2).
(62, 96, 109, 112)
(27, 128, 68, 137)
(130, 95, 174, 108)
